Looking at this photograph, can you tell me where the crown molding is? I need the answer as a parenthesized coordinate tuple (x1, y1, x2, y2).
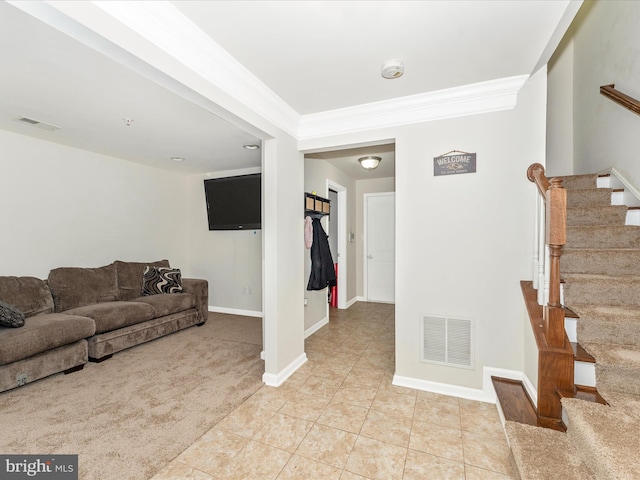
(298, 75, 529, 141)
(16, 1, 529, 143)
(92, 1, 300, 138)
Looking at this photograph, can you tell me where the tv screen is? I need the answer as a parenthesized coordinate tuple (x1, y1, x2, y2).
(204, 174, 261, 230)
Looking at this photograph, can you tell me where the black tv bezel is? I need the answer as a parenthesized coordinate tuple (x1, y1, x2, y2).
(204, 173, 262, 231)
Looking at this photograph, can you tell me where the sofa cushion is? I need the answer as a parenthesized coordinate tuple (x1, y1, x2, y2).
(48, 264, 119, 313)
(63, 301, 155, 334)
(132, 293, 196, 318)
(142, 267, 183, 295)
(114, 260, 170, 301)
(0, 276, 54, 318)
(0, 313, 95, 366)
(0, 301, 25, 328)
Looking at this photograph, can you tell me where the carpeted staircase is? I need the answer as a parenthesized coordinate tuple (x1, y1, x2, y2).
(507, 173, 640, 479)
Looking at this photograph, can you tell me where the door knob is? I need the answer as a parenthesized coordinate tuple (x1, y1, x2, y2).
(367, 255, 373, 259)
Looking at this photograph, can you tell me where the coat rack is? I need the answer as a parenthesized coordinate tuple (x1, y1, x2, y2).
(305, 192, 330, 218)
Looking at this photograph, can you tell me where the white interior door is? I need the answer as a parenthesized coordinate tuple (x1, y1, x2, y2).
(366, 193, 395, 303)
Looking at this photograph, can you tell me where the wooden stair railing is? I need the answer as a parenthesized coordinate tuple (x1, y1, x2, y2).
(525, 163, 574, 421)
(527, 163, 567, 348)
(600, 84, 640, 116)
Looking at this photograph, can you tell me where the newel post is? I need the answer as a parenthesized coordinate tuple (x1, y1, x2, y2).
(545, 178, 566, 347)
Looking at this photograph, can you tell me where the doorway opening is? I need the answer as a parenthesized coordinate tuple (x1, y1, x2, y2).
(327, 181, 347, 310)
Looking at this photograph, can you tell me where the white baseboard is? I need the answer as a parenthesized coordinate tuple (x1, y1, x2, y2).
(393, 374, 491, 403)
(208, 305, 263, 318)
(305, 316, 329, 338)
(262, 352, 308, 387)
(393, 366, 536, 407)
(345, 296, 361, 308)
(522, 374, 538, 408)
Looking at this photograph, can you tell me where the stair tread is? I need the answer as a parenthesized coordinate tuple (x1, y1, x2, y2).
(556, 385, 607, 404)
(566, 205, 627, 210)
(564, 246, 640, 252)
(564, 306, 579, 318)
(562, 397, 640, 479)
(571, 342, 595, 363)
(562, 248, 640, 275)
(492, 377, 566, 432)
(581, 342, 640, 368)
(571, 304, 640, 349)
(566, 225, 640, 249)
(564, 272, 640, 280)
(554, 174, 598, 190)
(570, 303, 640, 317)
(505, 421, 596, 480)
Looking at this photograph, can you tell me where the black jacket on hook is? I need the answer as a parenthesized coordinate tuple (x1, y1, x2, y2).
(307, 217, 337, 291)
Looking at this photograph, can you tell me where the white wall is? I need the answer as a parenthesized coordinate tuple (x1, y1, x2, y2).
(300, 70, 545, 392)
(262, 135, 306, 383)
(395, 70, 543, 390)
(303, 157, 357, 332)
(546, 31, 575, 177)
(0, 129, 189, 278)
(186, 174, 262, 314)
(355, 177, 396, 299)
(570, 0, 640, 184)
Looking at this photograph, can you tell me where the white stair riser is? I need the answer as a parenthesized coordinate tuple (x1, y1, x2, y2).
(626, 209, 640, 226)
(565, 317, 577, 343)
(575, 361, 596, 387)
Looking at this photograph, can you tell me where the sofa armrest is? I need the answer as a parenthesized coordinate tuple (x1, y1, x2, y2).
(181, 278, 208, 324)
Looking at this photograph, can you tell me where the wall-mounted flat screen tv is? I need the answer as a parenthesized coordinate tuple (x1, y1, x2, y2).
(204, 173, 261, 230)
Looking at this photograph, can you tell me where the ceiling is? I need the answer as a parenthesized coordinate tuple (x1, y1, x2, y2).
(0, 1, 577, 177)
(173, 1, 571, 115)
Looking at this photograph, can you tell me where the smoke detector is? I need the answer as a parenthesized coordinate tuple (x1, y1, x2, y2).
(381, 60, 404, 79)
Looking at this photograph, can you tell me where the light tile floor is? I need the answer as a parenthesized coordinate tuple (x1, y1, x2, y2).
(152, 303, 514, 479)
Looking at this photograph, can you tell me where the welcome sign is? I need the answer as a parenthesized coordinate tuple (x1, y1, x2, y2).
(434, 152, 476, 176)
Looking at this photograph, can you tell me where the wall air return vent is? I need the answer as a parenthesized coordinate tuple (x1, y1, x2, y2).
(15, 116, 61, 132)
(420, 315, 474, 369)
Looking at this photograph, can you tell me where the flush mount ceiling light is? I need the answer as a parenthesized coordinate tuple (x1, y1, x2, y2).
(243, 144, 260, 150)
(381, 59, 404, 79)
(170, 156, 185, 162)
(358, 156, 381, 171)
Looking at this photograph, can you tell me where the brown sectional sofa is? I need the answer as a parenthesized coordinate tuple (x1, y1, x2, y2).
(0, 260, 208, 393)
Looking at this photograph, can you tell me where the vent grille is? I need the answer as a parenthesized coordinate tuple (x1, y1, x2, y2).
(421, 315, 474, 369)
(15, 117, 61, 131)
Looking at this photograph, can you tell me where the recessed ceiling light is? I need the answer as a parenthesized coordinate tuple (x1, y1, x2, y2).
(170, 157, 185, 162)
(243, 144, 260, 150)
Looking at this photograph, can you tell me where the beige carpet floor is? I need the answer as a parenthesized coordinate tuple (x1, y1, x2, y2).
(0, 312, 264, 480)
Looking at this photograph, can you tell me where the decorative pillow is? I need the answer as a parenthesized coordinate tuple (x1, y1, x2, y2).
(142, 267, 184, 296)
(0, 300, 26, 328)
